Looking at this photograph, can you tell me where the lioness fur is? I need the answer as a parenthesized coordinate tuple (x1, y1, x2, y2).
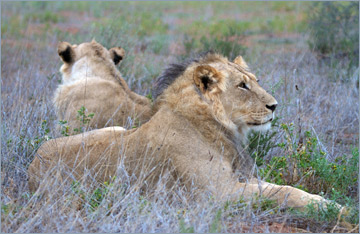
(54, 40, 153, 131)
(29, 52, 341, 212)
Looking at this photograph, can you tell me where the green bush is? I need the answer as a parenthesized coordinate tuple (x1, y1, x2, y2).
(258, 123, 358, 198)
(182, 24, 247, 60)
(307, 2, 359, 67)
(252, 122, 359, 224)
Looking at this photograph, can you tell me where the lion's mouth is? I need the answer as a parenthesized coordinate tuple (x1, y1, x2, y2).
(248, 118, 273, 126)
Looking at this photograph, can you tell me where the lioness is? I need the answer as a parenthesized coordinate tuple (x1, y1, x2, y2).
(29, 52, 340, 212)
(54, 40, 152, 131)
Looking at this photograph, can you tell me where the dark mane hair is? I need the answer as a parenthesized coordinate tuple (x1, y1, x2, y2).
(152, 51, 218, 100)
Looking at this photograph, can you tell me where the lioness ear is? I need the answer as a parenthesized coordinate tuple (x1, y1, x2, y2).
(194, 65, 226, 99)
(233, 56, 249, 70)
(109, 47, 125, 65)
(57, 41, 75, 64)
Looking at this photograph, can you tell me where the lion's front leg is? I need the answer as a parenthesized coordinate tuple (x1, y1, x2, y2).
(234, 179, 344, 212)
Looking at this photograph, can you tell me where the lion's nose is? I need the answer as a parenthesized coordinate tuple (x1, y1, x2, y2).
(266, 104, 277, 112)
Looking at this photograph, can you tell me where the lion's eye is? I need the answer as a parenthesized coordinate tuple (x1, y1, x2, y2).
(237, 82, 249, 90)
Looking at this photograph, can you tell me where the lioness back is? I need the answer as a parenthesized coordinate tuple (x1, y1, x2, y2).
(54, 40, 153, 132)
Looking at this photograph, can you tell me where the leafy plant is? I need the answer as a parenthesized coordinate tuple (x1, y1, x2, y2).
(10, 119, 52, 166)
(31, 120, 51, 149)
(74, 106, 94, 132)
(58, 120, 70, 137)
(59, 106, 95, 136)
(247, 119, 359, 225)
(248, 117, 280, 167)
(257, 123, 358, 201)
(145, 93, 153, 102)
(89, 185, 110, 211)
(70, 179, 114, 211)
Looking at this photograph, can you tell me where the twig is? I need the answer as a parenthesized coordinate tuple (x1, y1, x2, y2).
(330, 220, 340, 233)
(311, 126, 330, 159)
(347, 224, 359, 233)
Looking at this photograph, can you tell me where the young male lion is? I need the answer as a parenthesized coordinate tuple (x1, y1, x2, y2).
(54, 40, 153, 132)
(29, 52, 344, 214)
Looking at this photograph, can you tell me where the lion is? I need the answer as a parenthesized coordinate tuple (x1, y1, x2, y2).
(54, 40, 153, 131)
(29, 52, 343, 213)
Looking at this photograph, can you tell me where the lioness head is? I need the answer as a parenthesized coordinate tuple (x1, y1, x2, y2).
(57, 40, 125, 82)
(57, 39, 125, 65)
(153, 52, 277, 138)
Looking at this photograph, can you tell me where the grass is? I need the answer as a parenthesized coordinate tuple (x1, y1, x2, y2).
(1, 1, 359, 233)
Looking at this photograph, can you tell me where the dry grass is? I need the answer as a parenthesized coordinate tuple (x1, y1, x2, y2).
(250, 47, 359, 159)
(1, 2, 358, 233)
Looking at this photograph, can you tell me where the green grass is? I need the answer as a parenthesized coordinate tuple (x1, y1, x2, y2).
(2, 1, 309, 40)
(24, 10, 64, 24)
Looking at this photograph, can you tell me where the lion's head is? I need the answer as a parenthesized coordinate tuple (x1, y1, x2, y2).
(153, 52, 277, 141)
(57, 39, 125, 83)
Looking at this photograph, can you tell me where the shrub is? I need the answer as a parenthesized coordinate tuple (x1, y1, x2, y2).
(251, 122, 359, 224)
(258, 123, 358, 198)
(307, 2, 359, 67)
(182, 23, 247, 60)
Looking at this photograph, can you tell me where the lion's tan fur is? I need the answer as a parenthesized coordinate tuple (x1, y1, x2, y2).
(29, 53, 341, 212)
(54, 40, 153, 131)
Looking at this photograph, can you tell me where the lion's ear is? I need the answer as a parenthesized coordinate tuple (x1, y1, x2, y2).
(194, 65, 226, 99)
(109, 47, 125, 65)
(57, 41, 75, 63)
(233, 56, 249, 70)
